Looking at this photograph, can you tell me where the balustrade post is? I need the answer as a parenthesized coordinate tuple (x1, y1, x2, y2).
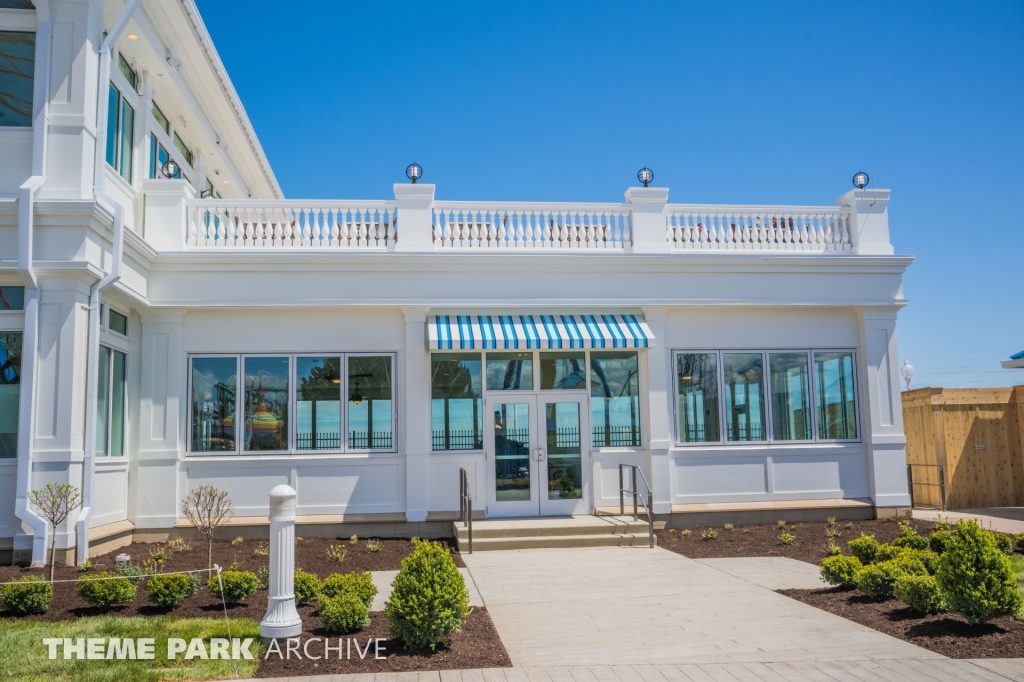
(260, 484, 303, 640)
(626, 187, 670, 253)
(394, 184, 436, 252)
(836, 188, 892, 255)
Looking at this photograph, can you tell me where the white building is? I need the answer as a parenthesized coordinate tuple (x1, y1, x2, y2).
(0, 0, 913, 565)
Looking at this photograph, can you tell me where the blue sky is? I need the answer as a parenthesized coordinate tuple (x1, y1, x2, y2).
(196, 1, 1024, 390)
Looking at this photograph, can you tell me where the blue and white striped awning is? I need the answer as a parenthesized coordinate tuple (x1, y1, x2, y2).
(429, 314, 655, 350)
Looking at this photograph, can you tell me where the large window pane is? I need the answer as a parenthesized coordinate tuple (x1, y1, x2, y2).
(0, 332, 21, 458)
(769, 353, 812, 441)
(590, 351, 640, 447)
(105, 83, 119, 167)
(191, 357, 237, 452)
(0, 30, 35, 127)
(677, 353, 720, 442)
(110, 350, 126, 456)
(494, 402, 530, 501)
(96, 346, 110, 456)
(244, 357, 289, 451)
(815, 351, 858, 440)
(546, 402, 582, 499)
(540, 352, 586, 390)
(486, 352, 533, 390)
(723, 353, 766, 441)
(348, 356, 393, 449)
(119, 97, 134, 182)
(431, 353, 482, 450)
(296, 356, 341, 450)
(0, 286, 24, 310)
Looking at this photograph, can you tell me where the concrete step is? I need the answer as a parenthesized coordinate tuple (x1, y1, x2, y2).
(453, 515, 650, 540)
(455, 532, 656, 552)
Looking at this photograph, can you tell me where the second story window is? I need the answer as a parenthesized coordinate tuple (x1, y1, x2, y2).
(173, 131, 193, 168)
(0, 30, 35, 128)
(106, 83, 134, 182)
(152, 101, 170, 135)
(117, 53, 138, 92)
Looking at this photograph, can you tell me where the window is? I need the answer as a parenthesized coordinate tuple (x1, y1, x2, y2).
(95, 346, 126, 456)
(105, 83, 134, 182)
(815, 351, 858, 440)
(108, 308, 128, 336)
(431, 353, 482, 450)
(149, 134, 177, 179)
(486, 352, 533, 391)
(769, 353, 812, 441)
(673, 349, 859, 445)
(117, 53, 137, 91)
(190, 357, 237, 452)
(347, 356, 393, 450)
(174, 131, 193, 168)
(243, 356, 289, 451)
(589, 351, 640, 447)
(0, 286, 25, 310)
(0, 30, 34, 127)
(676, 353, 720, 443)
(296, 356, 341, 450)
(152, 101, 170, 134)
(540, 352, 586, 390)
(0, 332, 21, 458)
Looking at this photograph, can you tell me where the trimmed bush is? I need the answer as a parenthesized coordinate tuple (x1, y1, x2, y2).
(322, 571, 377, 608)
(294, 569, 321, 606)
(1015, 533, 1024, 553)
(892, 534, 930, 551)
(319, 592, 370, 634)
(902, 549, 941, 575)
(115, 561, 143, 585)
(186, 572, 201, 596)
(146, 573, 193, 608)
(894, 574, 944, 615)
(988, 532, 1013, 556)
(937, 520, 1023, 624)
(384, 539, 469, 650)
(930, 529, 954, 554)
(77, 572, 136, 608)
(856, 556, 927, 599)
(848, 534, 880, 564)
(820, 555, 862, 587)
(0, 576, 53, 615)
(207, 570, 258, 604)
(875, 543, 905, 563)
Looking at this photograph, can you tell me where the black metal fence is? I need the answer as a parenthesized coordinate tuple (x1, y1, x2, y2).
(592, 425, 640, 447)
(433, 429, 482, 451)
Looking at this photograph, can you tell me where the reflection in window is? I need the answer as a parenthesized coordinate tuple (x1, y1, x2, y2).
(0, 30, 34, 127)
(431, 353, 482, 450)
(486, 352, 533, 390)
(296, 357, 341, 450)
(546, 402, 582, 499)
(244, 356, 288, 451)
(589, 351, 640, 447)
(96, 346, 126, 456)
(540, 352, 586, 390)
(0, 286, 25, 310)
(494, 403, 530, 501)
(677, 353, 720, 442)
(0, 332, 21, 458)
(815, 351, 858, 440)
(191, 357, 237, 452)
(105, 83, 134, 182)
(769, 353, 812, 441)
(723, 353, 765, 441)
(348, 356, 393, 449)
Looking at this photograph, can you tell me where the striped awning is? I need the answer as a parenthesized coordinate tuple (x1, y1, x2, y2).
(429, 314, 655, 350)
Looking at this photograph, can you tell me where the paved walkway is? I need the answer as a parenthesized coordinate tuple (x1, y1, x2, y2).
(914, 508, 1024, 535)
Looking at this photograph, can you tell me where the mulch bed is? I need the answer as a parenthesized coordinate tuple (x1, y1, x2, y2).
(257, 606, 510, 676)
(656, 517, 939, 564)
(0, 536, 462, 622)
(779, 586, 1024, 658)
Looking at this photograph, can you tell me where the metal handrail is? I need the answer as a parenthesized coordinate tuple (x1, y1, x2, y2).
(907, 464, 946, 511)
(459, 467, 473, 554)
(618, 463, 654, 548)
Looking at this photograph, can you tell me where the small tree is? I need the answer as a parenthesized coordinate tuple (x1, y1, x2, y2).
(180, 485, 234, 568)
(29, 483, 82, 581)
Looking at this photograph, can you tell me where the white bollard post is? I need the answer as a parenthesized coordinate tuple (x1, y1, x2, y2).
(260, 485, 302, 639)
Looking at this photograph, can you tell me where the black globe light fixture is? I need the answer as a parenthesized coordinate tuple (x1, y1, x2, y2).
(638, 167, 654, 187)
(200, 189, 213, 199)
(160, 159, 179, 179)
(852, 171, 870, 189)
(405, 162, 423, 184)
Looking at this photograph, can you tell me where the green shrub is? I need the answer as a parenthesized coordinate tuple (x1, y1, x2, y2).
(892, 534, 930, 551)
(294, 569, 321, 605)
(146, 573, 193, 608)
(77, 572, 136, 608)
(875, 543, 906, 563)
(855, 556, 927, 599)
(0, 576, 53, 615)
(322, 571, 377, 608)
(930, 529, 954, 554)
(207, 570, 258, 604)
(115, 561, 143, 585)
(319, 592, 370, 634)
(937, 520, 1023, 624)
(1015, 533, 1024, 553)
(848, 534, 880, 564)
(186, 572, 201, 596)
(820, 555, 862, 587)
(988, 532, 1013, 556)
(384, 539, 469, 650)
(902, 549, 941, 575)
(894, 574, 945, 615)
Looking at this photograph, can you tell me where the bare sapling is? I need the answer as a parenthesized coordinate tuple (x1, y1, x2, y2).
(180, 485, 234, 568)
(29, 483, 82, 580)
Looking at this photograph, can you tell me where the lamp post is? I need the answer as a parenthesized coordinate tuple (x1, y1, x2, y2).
(900, 358, 914, 391)
(637, 167, 654, 188)
(160, 159, 179, 179)
(405, 162, 423, 184)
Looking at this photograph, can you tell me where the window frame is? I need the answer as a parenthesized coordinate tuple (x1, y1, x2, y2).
(0, 29, 36, 129)
(95, 344, 127, 457)
(148, 98, 193, 185)
(106, 58, 139, 183)
(343, 352, 398, 453)
(671, 348, 861, 447)
(187, 354, 240, 455)
(240, 353, 293, 455)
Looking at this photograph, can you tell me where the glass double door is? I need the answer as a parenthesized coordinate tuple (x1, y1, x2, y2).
(485, 394, 589, 517)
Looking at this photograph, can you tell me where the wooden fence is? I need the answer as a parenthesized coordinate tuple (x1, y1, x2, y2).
(902, 386, 1024, 510)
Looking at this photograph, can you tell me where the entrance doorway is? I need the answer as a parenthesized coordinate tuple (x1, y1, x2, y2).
(485, 394, 590, 517)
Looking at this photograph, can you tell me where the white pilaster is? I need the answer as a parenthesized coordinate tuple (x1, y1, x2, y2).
(642, 307, 672, 513)
(403, 307, 430, 522)
(857, 308, 911, 511)
(625, 187, 669, 254)
(837, 189, 893, 255)
(394, 184, 435, 253)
